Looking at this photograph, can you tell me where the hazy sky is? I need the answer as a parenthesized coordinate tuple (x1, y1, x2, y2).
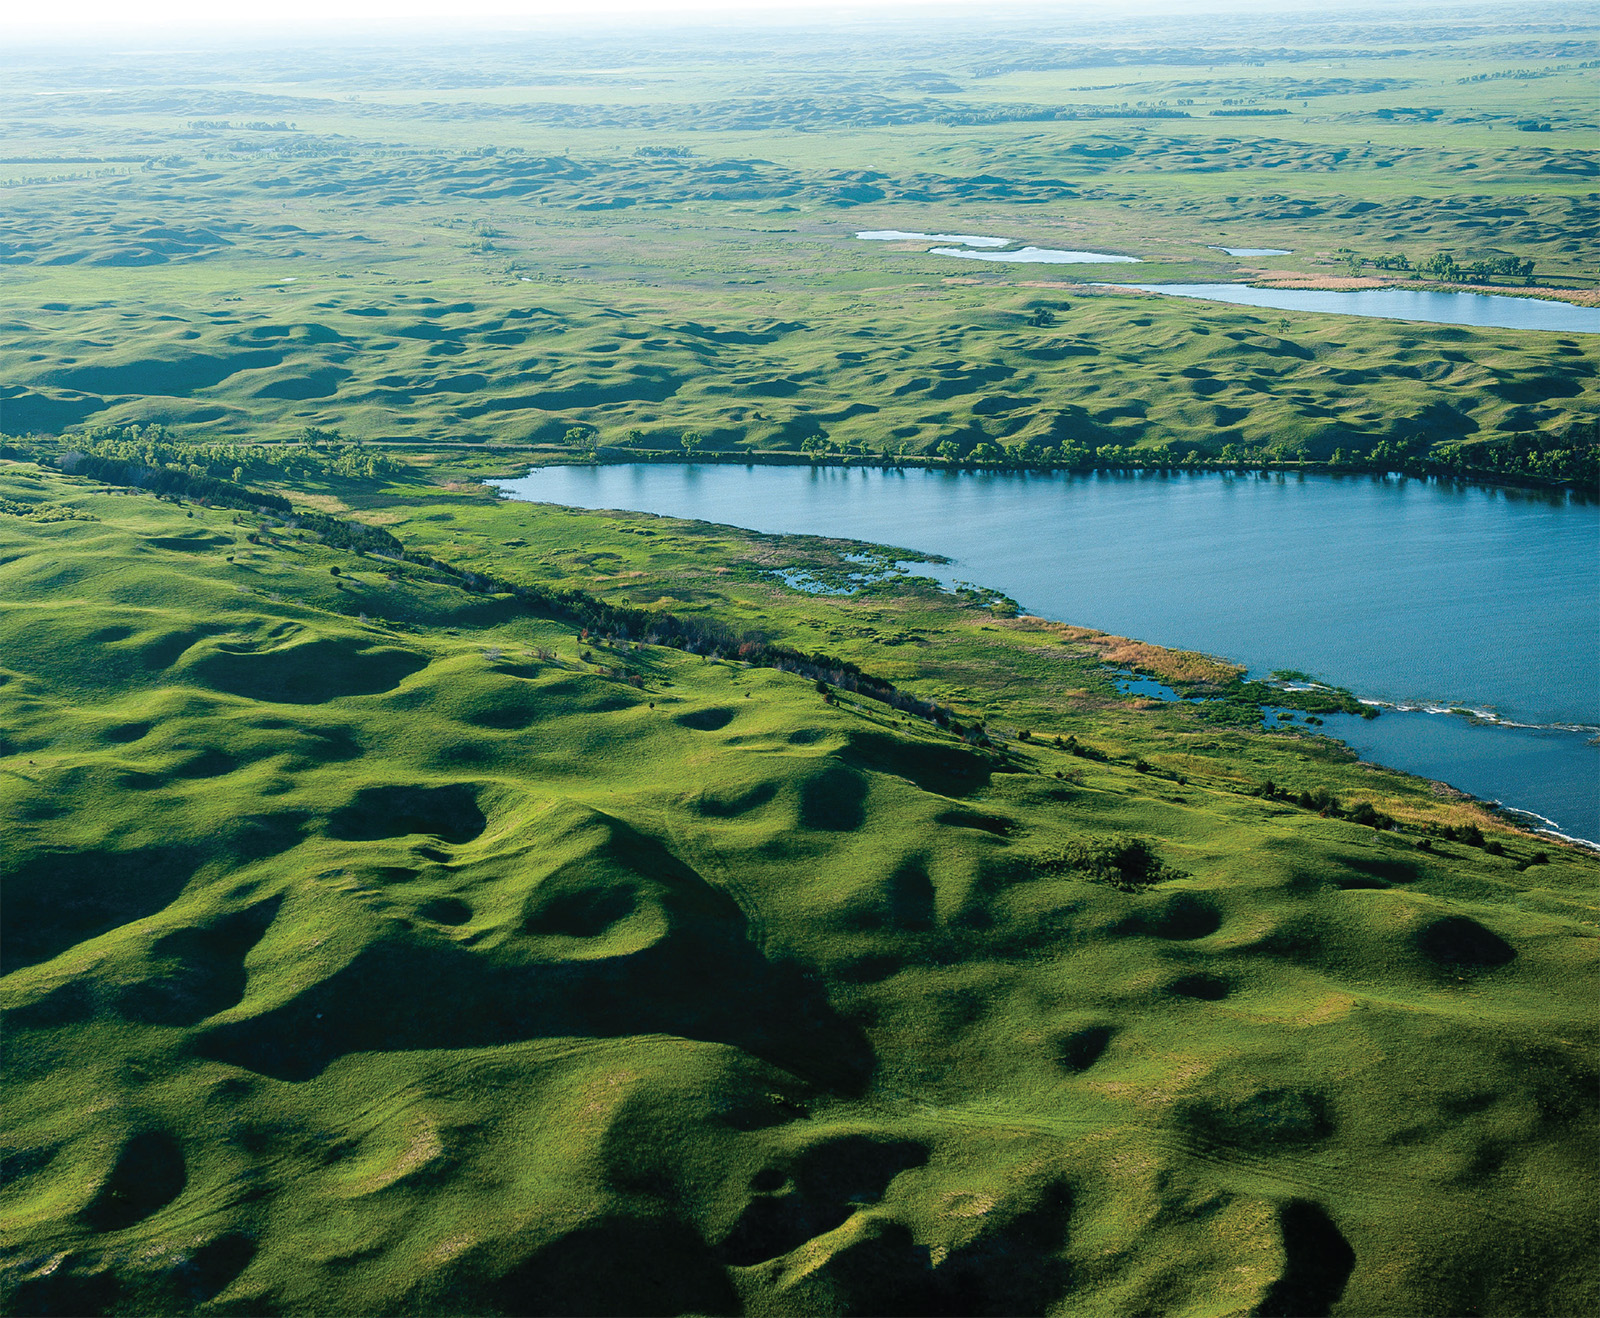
(12, 0, 977, 37)
(5, 0, 1379, 42)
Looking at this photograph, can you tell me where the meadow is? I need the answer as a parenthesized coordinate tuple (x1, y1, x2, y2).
(2, 6, 1598, 1315)
(1, 7, 1596, 468)
(2, 455, 1596, 1316)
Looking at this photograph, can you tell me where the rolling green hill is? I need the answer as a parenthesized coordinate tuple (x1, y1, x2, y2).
(1, 10, 1596, 466)
(3, 460, 1595, 1315)
(4, 281, 1592, 467)
(4, 7, 1598, 1313)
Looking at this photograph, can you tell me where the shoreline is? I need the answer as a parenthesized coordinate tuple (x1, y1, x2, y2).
(1121, 659, 1600, 848)
(506, 452, 1594, 499)
(1248, 277, 1600, 305)
(1093, 275, 1600, 305)
(1307, 702, 1600, 849)
(491, 467, 1597, 850)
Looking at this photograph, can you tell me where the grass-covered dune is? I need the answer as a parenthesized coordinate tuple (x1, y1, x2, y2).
(4, 281, 1593, 466)
(2, 9, 1597, 466)
(2, 461, 1596, 1316)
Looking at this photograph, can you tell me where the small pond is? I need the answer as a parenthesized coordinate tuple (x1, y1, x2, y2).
(1208, 246, 1292, 257)
(854, 230, 1142, 266)
(934, 245, 1142, 265)
(1114, 672, 1183, 702)
(856, 230, 1009, 247)
(1119, 282, 1600, 333)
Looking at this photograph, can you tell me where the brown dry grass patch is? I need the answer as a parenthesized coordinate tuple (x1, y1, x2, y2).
(1090, 637, 1240, 686)
(291, 493, 350, 515)
(1016, 618, 1241, 686)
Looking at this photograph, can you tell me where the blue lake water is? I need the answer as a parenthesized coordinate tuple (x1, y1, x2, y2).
(853, 231, 1141, 265)
(1209, 246, 1292, 257)
(1309, 710, 1598, 842)
(492, 465, 1599, 841)
(1116, 672, 1182, 702)
(934, 245, 1141, 264)
(1119, 282, 1600, 333)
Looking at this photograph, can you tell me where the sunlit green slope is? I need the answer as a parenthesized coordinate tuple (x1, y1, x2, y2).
(1, 462, 1596, 1317)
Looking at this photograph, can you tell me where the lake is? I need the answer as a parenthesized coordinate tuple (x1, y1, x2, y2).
(933, 245, 1141, 264)
(492, 465, 1599, 842)
(1208, 246, 1292, 257)
(854, 232, 1142, 264)
(1120, 282, 1600, 333)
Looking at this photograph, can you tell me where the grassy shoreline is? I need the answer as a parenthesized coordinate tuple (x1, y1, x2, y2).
(503, 447, 1599, 493)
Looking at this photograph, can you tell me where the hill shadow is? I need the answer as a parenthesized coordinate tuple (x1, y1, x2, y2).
(2, 847, 198, 975)
(186, 638, 427, 704)
(197, 810, 874, 1093)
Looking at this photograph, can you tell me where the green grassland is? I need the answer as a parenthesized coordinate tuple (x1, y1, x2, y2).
(4, 275, 1593, 467)
(4, 8, 1600, 1315)
(2, 454, 1598, 1316)
(1, 9, 1596, 465)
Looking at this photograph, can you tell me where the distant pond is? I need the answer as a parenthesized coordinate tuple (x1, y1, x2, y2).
(855, 230, 1009, 247)
(1119, 282, 1600, 333)
(493, 464, 1600, 843)
(933, 246, 1142, 265)
(855, 231, 1141, 264)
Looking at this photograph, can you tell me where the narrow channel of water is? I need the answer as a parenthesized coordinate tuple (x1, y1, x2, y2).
(493, 464, 1598, 841)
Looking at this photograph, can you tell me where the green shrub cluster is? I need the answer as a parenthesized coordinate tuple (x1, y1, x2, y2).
(57, 425, 404, 484)
(1333, 426, 1598, 484)
(1031, 835, 1186, 890)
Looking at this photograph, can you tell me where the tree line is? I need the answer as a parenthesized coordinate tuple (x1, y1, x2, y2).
(40, 424, 404, 484)
(1344, 249, 1537, 285)
(578, 427, 1594, 489)
(5, 430, 968, 731)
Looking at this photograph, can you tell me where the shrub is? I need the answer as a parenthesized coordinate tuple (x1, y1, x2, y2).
(1347, 801, 1394, 829)
(1035, 835, 1184, 891)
